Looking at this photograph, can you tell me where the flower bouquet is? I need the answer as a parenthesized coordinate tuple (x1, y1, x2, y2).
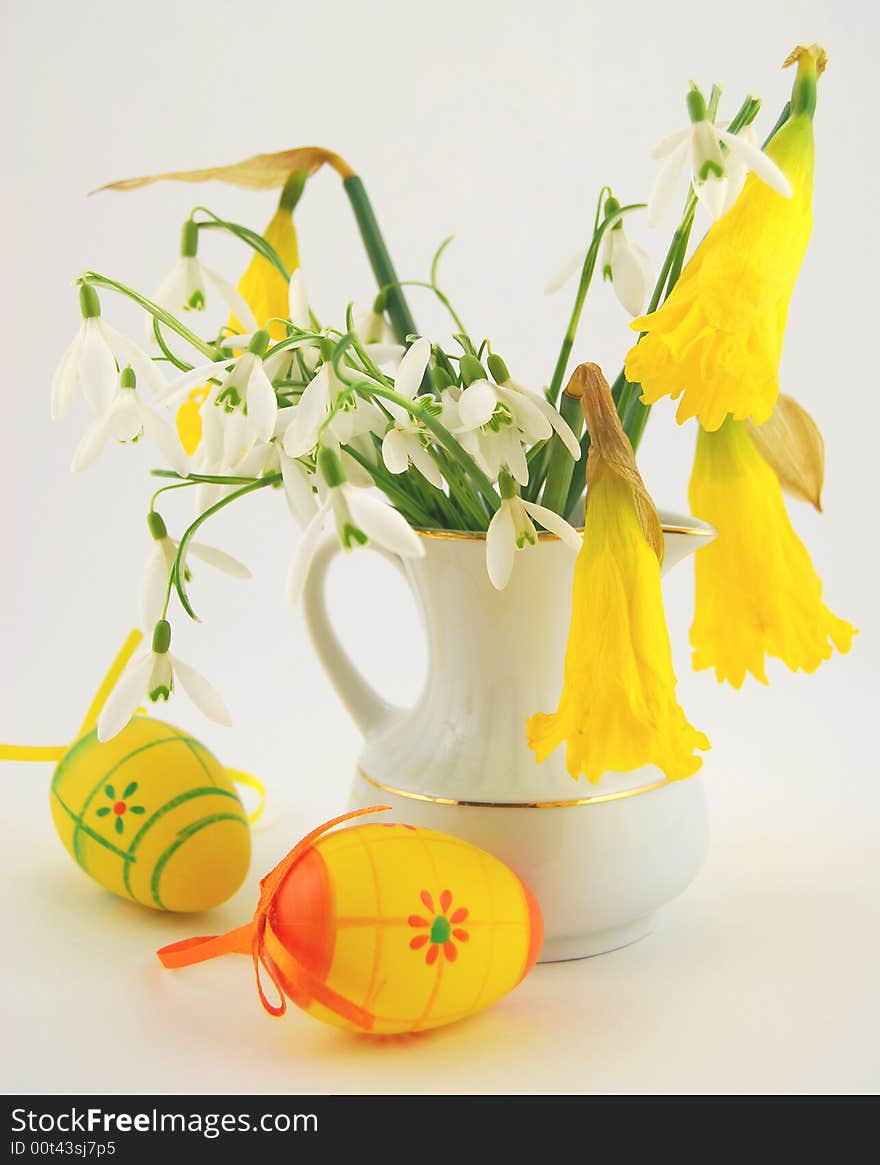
(51, 44, 854, 956)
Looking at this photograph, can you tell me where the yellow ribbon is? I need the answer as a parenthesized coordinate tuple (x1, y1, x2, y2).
(0, 629, 267, 825)
(227, 769, 267, 826)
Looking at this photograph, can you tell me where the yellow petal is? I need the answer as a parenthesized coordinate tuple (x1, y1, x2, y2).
(527, 472, 708, 784)
(746, 392, 824, 510)
(625, 111, 815, 431)
(231, 203, 301, 339)
(689, 418, 855, 687)
(175, 387, 209, 455)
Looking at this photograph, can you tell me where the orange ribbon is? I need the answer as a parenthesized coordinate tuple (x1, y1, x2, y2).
(157, 805, 391, 1030)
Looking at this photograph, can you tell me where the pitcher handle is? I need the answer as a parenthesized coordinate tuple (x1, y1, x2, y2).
(301, 535, 406, 737)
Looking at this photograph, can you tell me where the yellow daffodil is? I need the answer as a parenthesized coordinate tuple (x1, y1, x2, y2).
(688, 416, 855, 687)
(229, 175, 303, 339)
(176, 174, 304, 454)
(527, 365, 709, 783)
(624, 46, 825, 432)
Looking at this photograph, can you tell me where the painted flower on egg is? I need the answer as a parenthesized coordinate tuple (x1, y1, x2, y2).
(408, 889, 470, 964)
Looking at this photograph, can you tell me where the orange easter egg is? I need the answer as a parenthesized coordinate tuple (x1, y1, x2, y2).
(158, 808, 542, 1035)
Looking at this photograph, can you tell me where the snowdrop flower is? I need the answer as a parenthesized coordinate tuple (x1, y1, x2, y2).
(600, 218, 654, 317)
(151, 221, 257, 335)
(354, 299, 405, 367)
(648, 88, 791, 226)
(282, 360, 385, 460)
(486, 473, 582, 590)
(97, 620, 231, 742)
(287, 448, 424, 604)
(546, 196, 653, 315)
(452, 355, 580, 485)
(51, 285, 167, 420)
(159, 330, 279, 466)
(380, 338, 443, 488)
(139, 511, 251, 628)
(70, 366, 188, 476)
(718, 123, 761, 214)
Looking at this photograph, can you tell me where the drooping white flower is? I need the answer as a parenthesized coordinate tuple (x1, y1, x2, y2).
(150, 221, 257, 337)
(70, 366, 187, 475)
(452, 355, 580, 485)
(287, 447, 424, 604)
(718, 123, 762, 214)
(51, 285, 167, 420)
(486, 475, 582, 590)
(599, 225, 654, 316)
(648, 89, 792, 225)
(379, 338, 443, 488)
(159, 330, 279, 467)
(139, 511, 251, 629)
(282, 361, 385, 461)
(97, 620, 231, 742)
(353, 301, 405, 367)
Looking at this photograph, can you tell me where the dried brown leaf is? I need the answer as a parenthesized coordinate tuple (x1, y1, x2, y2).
(747, 393, 825, 511)
(91, 146, 354, 195)
(578, 363, 664, 563)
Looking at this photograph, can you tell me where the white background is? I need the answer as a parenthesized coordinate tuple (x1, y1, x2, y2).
(2, 0, 878, 1095)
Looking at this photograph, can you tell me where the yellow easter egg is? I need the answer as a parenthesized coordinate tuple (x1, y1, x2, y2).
(50, 716, 250, 912)
(264, 821, 543, 1034)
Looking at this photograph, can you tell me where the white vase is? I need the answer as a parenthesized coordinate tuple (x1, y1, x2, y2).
(301, 511, 714, 962)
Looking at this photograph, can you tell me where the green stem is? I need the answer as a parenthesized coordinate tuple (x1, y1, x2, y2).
(540, 390, 586, 515)
(81, 272, 216, 359)
(528, 198, 645, 503)
(341, 444, 439, 528)
(342, 176, 419, 345)
(169, 475, 280, 620)
(192, 208, 290, 281)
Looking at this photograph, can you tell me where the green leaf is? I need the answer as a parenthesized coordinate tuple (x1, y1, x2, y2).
(115, 818, 124, 835)
(129, 806, 146, 815)
(123, 781, 138, 799)
(96, 807, 111, 818)
(104, 785, 115, 800)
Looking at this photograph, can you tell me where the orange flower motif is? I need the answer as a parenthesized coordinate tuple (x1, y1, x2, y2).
(408, 890, 470, 965)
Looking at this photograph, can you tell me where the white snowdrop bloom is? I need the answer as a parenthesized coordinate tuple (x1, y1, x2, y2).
(452, 356, 580, 485)
(379, 338, 443, 488)
(70, 366, 187, 476)
(97, 620, 231, 742)
(458, 421, 530, 487)
(281, 270, 323, 376)
(51, 285, 167, 420)
(151, 221, 257, 337)
(160, 330, 279, 467)
(486, 475, 582, 590)
(139, 511, 251, 629)
(286, 448, 424, 605)
(458, 356, 579, 454)
(282, 361, 385, 461)
(354, 304, 405, 368)
(718, 123, 764, 214)
(599, 225, 654, 316)
(648, 89, 791, 226)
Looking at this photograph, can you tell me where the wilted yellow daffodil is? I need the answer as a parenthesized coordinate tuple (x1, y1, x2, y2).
(176, 174, 305, 455)
(689, 415, 855, 687)
(624, 45, 825, 431)
(229, 173, 304, 339)
(527, 365, 709, 783)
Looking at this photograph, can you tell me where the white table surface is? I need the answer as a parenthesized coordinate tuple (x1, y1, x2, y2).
(3, 760, 877, 1096)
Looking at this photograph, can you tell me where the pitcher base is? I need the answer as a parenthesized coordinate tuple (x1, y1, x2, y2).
(538, 916, 654, 962)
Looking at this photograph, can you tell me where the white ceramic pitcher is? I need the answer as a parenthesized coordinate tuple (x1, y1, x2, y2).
(302, 511, 714, 961)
